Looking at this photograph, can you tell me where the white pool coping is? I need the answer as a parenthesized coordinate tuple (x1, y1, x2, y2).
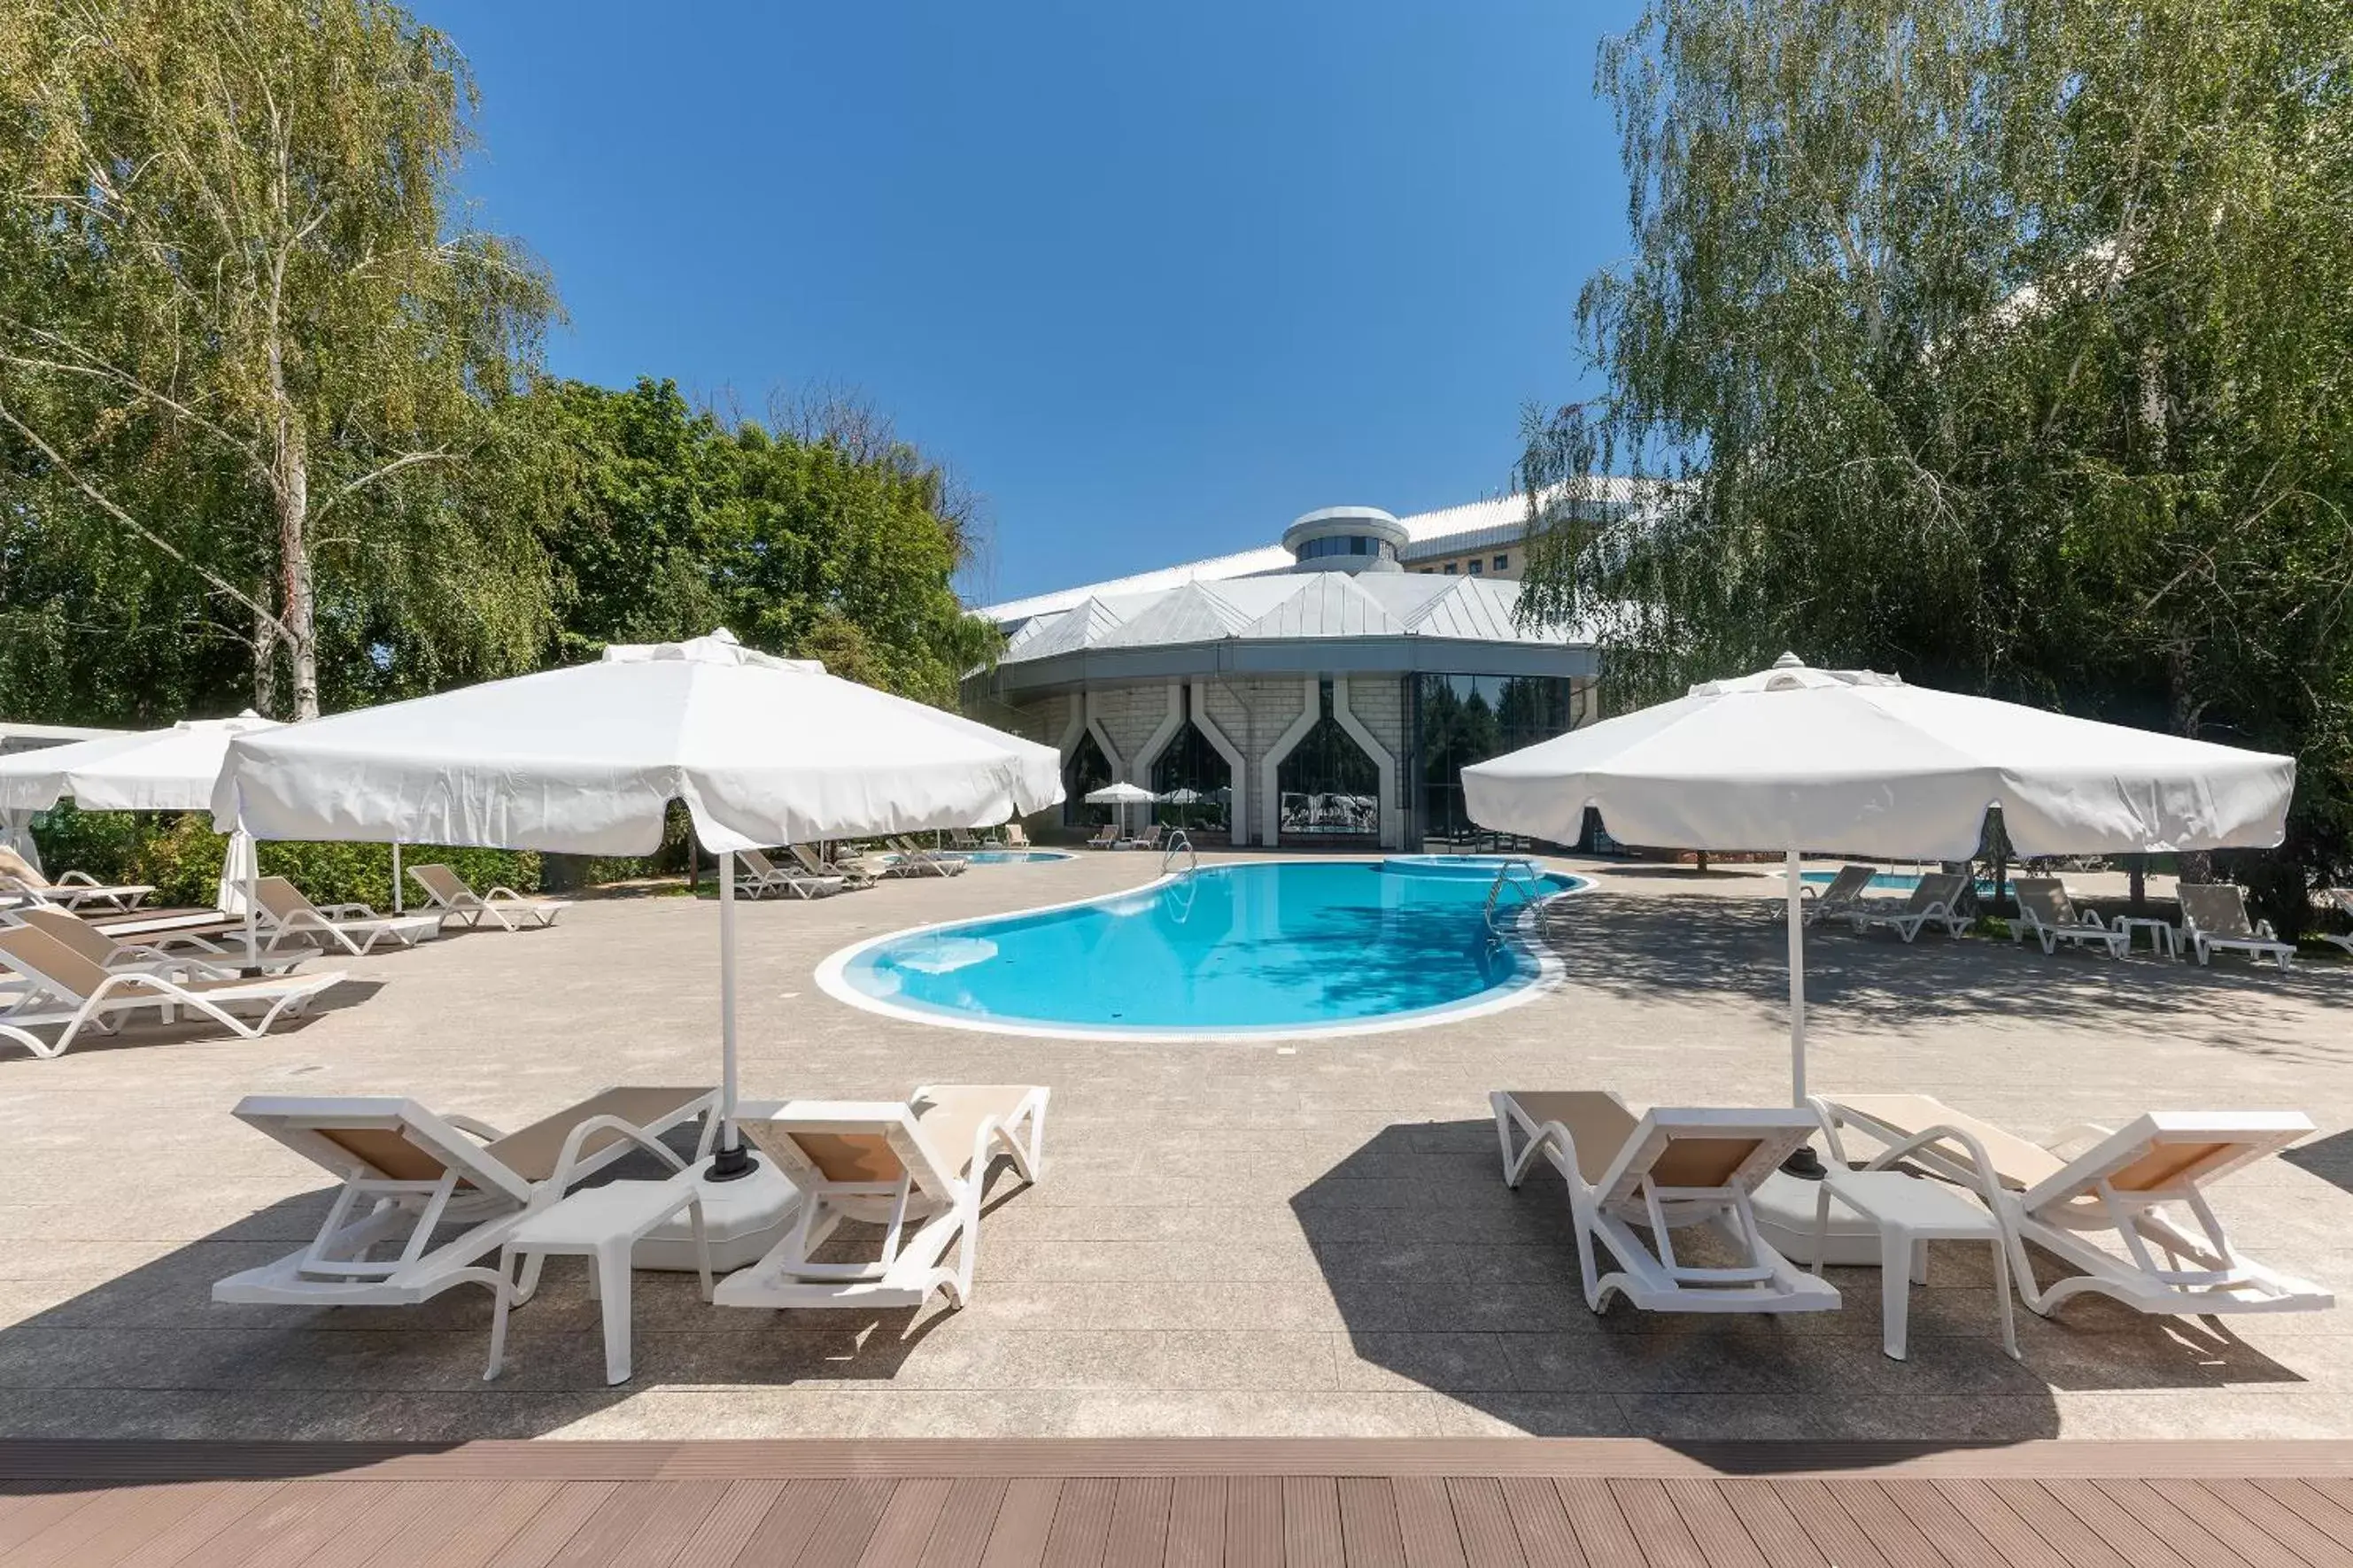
(812, 855, 1589, 1044)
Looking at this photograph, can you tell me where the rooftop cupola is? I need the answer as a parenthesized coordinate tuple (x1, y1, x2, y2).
(1281, 506, 1407, 575)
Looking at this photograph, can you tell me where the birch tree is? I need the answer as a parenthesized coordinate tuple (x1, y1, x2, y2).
(0, 0, 555, 717)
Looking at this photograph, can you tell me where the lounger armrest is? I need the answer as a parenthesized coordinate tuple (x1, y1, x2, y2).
(317, 901, 382, 920)
(1864, 1119, 2010, 1213)
(2256, 918, 2279, 939)
(54, 870, 99, 887)
(541, 1113, 688, 1199)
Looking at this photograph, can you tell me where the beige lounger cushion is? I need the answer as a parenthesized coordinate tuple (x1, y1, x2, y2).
(313, 1124, 458, 1184)
(764, 1085, 1041, 1186)
(1500, 1090, 1770, 1191)
(1831, 1093, 2070, 1189)
(482, 1085, 716, 1183)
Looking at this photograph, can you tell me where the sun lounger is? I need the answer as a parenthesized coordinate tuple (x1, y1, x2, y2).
(2318, 888, 2353, 958)
(0, 845, 153, 913)
(7, 905, 298, 979)
(1820, 1093, 2332, 1317)
(1800, 864, 1876, 927)
(2178, 883, 2295, 972)
(734, 848, 846, 900)
(1004, 823, 1031, 847)
(1490, 1089, 1840, 1315)
(791, 842, 878, 890)
(948, 828, 982, 849)
(0, 923, 342, 1060)
(2010, 876, 2127, 958)
(407, 862, 572, 930)
(715, 1084, 1048, 1311)
(212, 1085, 721, 1309)
(1084, 823, 1118, 850)
(886, 837, 966, 877)
(1126, 824, 1165, 851)
(1846, 870, 1972, 943)
(254, 875, 442, 956)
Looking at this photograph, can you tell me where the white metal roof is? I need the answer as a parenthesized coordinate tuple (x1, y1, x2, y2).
(996, 570, 1591, 668)
(979, 483, 1651, 626)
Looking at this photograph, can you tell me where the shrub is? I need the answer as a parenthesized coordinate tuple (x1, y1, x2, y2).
(29, 802, 541, 909)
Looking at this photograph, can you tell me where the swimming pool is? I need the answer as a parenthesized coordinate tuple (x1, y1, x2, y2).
(819, 858, 1586, 1040)
(1800, 869, 1998, 895)
(941, 849, 1075, 865)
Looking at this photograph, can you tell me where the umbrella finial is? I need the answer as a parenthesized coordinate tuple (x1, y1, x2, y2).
(1772, 652, 1805, 668)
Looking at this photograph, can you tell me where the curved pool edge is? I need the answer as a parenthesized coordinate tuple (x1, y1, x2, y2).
(811, 856, 1589, 1045)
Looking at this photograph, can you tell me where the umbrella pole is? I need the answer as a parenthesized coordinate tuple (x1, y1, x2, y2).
(1784, 847, 1825, 1178)
(391, 841, 403, 913)
(708, 847, 754, 1180)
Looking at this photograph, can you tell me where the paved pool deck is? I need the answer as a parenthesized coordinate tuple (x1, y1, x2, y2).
(1, 851, 2348, 1442)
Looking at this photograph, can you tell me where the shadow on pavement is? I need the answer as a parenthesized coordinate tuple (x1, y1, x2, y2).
(1289, 1118, 2308, 1451)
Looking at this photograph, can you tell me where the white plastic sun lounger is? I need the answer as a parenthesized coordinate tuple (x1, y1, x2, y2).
(1490, 1089, 1840, 1315)
(2178, 884, 2295, 972)
(735, 848, 846, 900)
(0, 846, 153, 913)
(212, 1085, 721, 1309)
(1800, 864, 1877, 927)
(1844, 870, 1971, 943)
(407, 862, 572, 931)
(2010, 877, 2127, 958)
(792, 842, 879, 890)
(715, 1084, 1048, 1312)
(886, 838, 966, 877)
(2318, 889, 2353, 958)
(254, 875, 443, 956)
(0, 923, 342, 1060)
(1820, 1093, 2332, 1317)
(7, 905, 301, 979)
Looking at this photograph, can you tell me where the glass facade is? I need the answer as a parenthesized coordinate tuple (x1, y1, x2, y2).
(1413, 674, 1580, 842)
(1063, 729, 1113, 825)
(1149, 721, 1231, 834)
(1277, 680, 1381, 838)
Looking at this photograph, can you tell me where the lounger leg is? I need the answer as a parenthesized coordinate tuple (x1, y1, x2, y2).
(595, 1239, 634, 1385)
(1880, 1225, 1914, 1360)
(1988, 1236, 2021, 1359)
(484, 1244, 517, 1381)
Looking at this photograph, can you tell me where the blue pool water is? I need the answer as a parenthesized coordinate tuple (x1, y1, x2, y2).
(1800, 869, 1999, 895)
(943, 849, 1074, 865)
(826, 859, 1585, 1037)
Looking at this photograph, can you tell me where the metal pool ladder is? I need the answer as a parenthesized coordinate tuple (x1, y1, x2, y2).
(1161, 829, 1198, 878)
(1483, 857, 1557, 938)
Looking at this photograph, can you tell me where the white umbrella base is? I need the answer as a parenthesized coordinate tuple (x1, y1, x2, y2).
(634, 1153, 800, 1273)
(1751, 1169, 1884, 1268)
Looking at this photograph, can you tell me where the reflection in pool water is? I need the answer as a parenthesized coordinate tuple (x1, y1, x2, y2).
(824, 859, 1584, 1039)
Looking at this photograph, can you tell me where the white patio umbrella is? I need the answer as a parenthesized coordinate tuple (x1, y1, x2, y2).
(0, 713, 279, 913)
(1463, 654, 2295, 1104)
(213, 630, 1063, 1175)
(1087, 779, 1158, 838)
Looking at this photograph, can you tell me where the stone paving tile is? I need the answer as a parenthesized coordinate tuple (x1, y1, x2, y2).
(0, 852, 2347, 1441)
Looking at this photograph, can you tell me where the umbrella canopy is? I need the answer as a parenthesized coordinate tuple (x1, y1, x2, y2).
(215, 632, 1061, 854)
(1463, 654, 2295, 1101)
(213, 630, 1064, 1169)
(0, 713, 278, 912)
(1084, 782, 1159, 806)
(0, 713, 278, 813)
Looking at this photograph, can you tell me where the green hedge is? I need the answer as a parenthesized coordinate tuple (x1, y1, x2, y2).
(29, 802, 541, 910)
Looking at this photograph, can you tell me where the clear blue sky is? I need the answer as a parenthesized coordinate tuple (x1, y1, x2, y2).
(413, 1, 1642, 605)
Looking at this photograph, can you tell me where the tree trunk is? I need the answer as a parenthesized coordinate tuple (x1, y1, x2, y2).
(251, 596, 279, 718)
(2127, 854, 2148, 913)
(275, 421, 320, 721)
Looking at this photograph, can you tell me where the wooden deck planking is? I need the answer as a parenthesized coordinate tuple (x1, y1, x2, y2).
(5, 1444, 2353, 1568)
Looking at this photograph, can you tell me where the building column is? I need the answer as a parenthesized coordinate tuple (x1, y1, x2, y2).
(1188, 681, 1250, 846)
(1259, 675, 1322, 848)
(1331, 675, 1401, 850)
(1127, 683, 1187, 787)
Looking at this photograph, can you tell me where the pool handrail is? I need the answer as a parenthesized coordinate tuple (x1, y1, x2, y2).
(1161, 830, 1197, 879)
(1483, 857, 1558, 938)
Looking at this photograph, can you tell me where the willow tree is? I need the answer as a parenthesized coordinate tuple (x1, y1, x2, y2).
(1520, 0, 2353, 915)
(0, 0, 556, 718)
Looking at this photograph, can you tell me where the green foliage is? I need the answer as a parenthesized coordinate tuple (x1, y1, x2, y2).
(29, 801, 539, 910)
(507, 378, 1003, 704)
(1521, 0, 2353, 931)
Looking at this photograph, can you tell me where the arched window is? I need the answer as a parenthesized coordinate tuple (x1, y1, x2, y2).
(1277, 681, 1379, 839)
(1064, 729, 1112, 826)
(1149, 720, 1231, 835)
